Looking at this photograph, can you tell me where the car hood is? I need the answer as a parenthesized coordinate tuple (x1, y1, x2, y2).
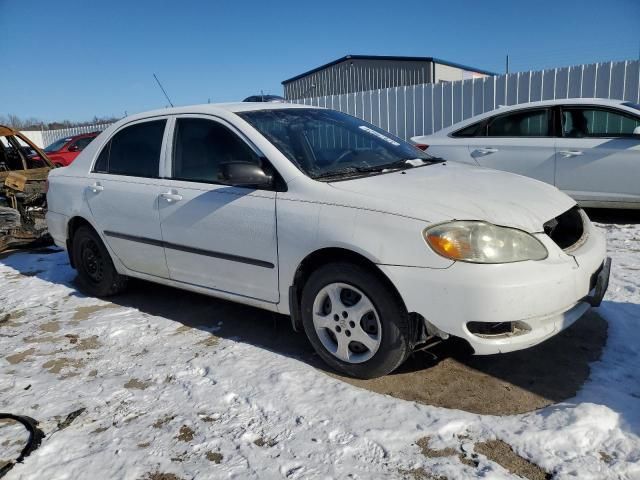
(327, 162, 576, 232)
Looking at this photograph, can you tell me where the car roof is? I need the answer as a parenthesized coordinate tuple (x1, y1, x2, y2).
(119, 102, 319, 124)
(421, 98, 633, 137)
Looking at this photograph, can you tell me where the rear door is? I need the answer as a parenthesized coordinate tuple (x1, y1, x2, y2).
(85, 118, 171, 278)
(555, 105, 640, 206)
(466, 107, 556, 184)
(158, 114, 279, 303)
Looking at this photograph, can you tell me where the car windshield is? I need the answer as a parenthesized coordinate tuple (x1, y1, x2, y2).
(238, 108, 439, 180)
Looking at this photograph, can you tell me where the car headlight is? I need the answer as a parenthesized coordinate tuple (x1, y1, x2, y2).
(424, 221, 548, 263)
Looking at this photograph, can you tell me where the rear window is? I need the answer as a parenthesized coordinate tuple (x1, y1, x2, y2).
(93, 120, 166, 177)
(44, 137, 71, 153)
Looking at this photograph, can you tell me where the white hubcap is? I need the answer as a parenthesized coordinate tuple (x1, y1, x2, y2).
(312, 282, 382, 364)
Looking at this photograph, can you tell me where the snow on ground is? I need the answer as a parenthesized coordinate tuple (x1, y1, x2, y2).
(0, 221, 639, 480)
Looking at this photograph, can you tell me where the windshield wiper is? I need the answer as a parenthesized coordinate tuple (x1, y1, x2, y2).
(313, 157, 445, 181)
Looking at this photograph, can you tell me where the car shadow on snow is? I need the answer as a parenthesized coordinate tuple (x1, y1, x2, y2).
(2, 246, 613, 417)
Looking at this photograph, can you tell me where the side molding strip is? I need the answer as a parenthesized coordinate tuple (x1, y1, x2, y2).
(103, 230, 275, 269)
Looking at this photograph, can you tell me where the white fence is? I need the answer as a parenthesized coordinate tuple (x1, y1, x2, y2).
(21, 123, 113, 148)
(293, 60, 640, 139)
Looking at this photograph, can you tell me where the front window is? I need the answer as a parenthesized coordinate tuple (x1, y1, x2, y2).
(172, 118, 261, 183)
(561, 107, 640, 138)
(238, 109, 436, 180)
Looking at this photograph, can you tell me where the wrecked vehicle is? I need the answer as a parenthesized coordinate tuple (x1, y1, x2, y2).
(0, 125, 53, 252)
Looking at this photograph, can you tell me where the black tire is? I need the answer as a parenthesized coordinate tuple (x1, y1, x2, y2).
(300, 262, 411, 379)
(72, 226, 127, 297)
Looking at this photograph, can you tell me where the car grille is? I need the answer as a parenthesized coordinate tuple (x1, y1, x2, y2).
(543, 206, 585, 250)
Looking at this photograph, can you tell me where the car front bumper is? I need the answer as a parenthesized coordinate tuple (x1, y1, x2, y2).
(379, 222, 609, 355)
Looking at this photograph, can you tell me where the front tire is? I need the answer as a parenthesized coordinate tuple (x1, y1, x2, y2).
(300, 262, 411, 379)
(72, 226, 127, 297)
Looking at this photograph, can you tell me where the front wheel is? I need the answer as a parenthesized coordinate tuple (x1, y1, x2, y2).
(72, 226, 127, 297)
(300, 262, 411, 379)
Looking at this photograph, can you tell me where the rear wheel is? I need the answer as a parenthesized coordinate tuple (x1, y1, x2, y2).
(72, 226, 127, 297)
(300, 262, 411, 379)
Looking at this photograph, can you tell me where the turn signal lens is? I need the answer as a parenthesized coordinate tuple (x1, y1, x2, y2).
(424, 221, 548, 263)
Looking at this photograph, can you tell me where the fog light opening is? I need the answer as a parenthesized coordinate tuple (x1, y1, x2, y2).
(467, 321, 530, 338)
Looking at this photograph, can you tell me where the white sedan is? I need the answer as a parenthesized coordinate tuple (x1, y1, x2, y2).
(412, 98, 640, 209)
(46, 103, 610, 378)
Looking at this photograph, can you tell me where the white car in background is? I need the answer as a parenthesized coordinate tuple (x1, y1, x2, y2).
(412, 98, 640, 209)
(46, 103, 610, 378)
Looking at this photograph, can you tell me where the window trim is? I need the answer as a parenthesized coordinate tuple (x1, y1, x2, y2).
(165, 113, 284, 192)
(90, 116, 170, 178)
(558, 105, 640, 139)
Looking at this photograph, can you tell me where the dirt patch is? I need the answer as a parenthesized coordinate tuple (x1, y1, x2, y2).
(42, 357, 85, 376)
(23, 334, 66, 345)
(141, 473, 184, 480)
(398, 468, 447, 480)
(124, 378, 152, 390)
(474, 439, 551, 480)
(334, 312, 607, 415)
(5, 348, 36, 364)
(176, 425, 195, 442)
(56, 408, 86, 431)
(173, 325, 192, 335)
(137, 442, 151, 448)
(253, 436, 277, 448)
(416, 437, 476, 468)
(75, 336, 101, 350)
(205, 451, 223, 463)
(153, 415, 175, 429)
(71, 304, 119, 323)
(197, 335, 219, 347)
(39, 321, 61, 333)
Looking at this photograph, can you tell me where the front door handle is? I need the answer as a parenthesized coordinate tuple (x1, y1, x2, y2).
(88, 182, 103, 193)
(160, 191, 183, 203)
(472, 147, 499, 156)
(558, 150, 584, 158)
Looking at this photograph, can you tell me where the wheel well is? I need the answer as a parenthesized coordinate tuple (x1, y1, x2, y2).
(66, 216, 96, 268)
(289, 248, 408, 332)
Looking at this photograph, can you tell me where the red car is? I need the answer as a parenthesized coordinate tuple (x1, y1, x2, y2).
(43, 132, 99, 166)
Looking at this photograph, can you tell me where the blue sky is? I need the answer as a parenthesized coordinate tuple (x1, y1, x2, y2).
(1, 0, 638, 122)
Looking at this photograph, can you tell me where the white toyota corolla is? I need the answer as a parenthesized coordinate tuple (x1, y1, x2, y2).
(46, 103, 610, 378)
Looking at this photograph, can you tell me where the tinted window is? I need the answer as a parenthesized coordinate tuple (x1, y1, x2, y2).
(562, 108, 640, 138)
(239, 109, 434, 179)
(72, 136, 95, 151)
(93, 120, 165, 177)
(487, 109, 550, 137)
(172, 118, 260, 183)
(44, 137, 71, 153)
(452, 121, 484, 137)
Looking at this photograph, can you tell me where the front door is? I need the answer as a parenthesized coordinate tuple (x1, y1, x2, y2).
(158, 115, 279, 303)
(555, 106, 640, 206)
(86, 118, 170, 278)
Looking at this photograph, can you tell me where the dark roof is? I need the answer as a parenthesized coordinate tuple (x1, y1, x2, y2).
(282, 55, 497, 84)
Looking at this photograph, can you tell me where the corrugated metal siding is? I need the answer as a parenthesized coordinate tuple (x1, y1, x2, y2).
(284, 59, 433, 100)
(293, 60, 640, 139)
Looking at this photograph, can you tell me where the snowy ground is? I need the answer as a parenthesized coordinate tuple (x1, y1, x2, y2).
(0, 219, 639, 479)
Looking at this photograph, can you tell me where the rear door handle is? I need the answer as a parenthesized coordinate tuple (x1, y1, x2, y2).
(558, 150, 584, 158)
(88, 182, 103, 193)
(472, 147, 499, 155)
(160, 191, 183, 203)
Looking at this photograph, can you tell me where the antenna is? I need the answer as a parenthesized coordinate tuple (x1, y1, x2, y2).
(153, 73, 174, 107)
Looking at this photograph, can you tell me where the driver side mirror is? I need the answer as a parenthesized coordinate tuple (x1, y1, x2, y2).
(219, 162, 272, 188)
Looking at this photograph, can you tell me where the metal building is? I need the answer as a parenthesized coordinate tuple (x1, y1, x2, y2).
(282, 55, 496, 100)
